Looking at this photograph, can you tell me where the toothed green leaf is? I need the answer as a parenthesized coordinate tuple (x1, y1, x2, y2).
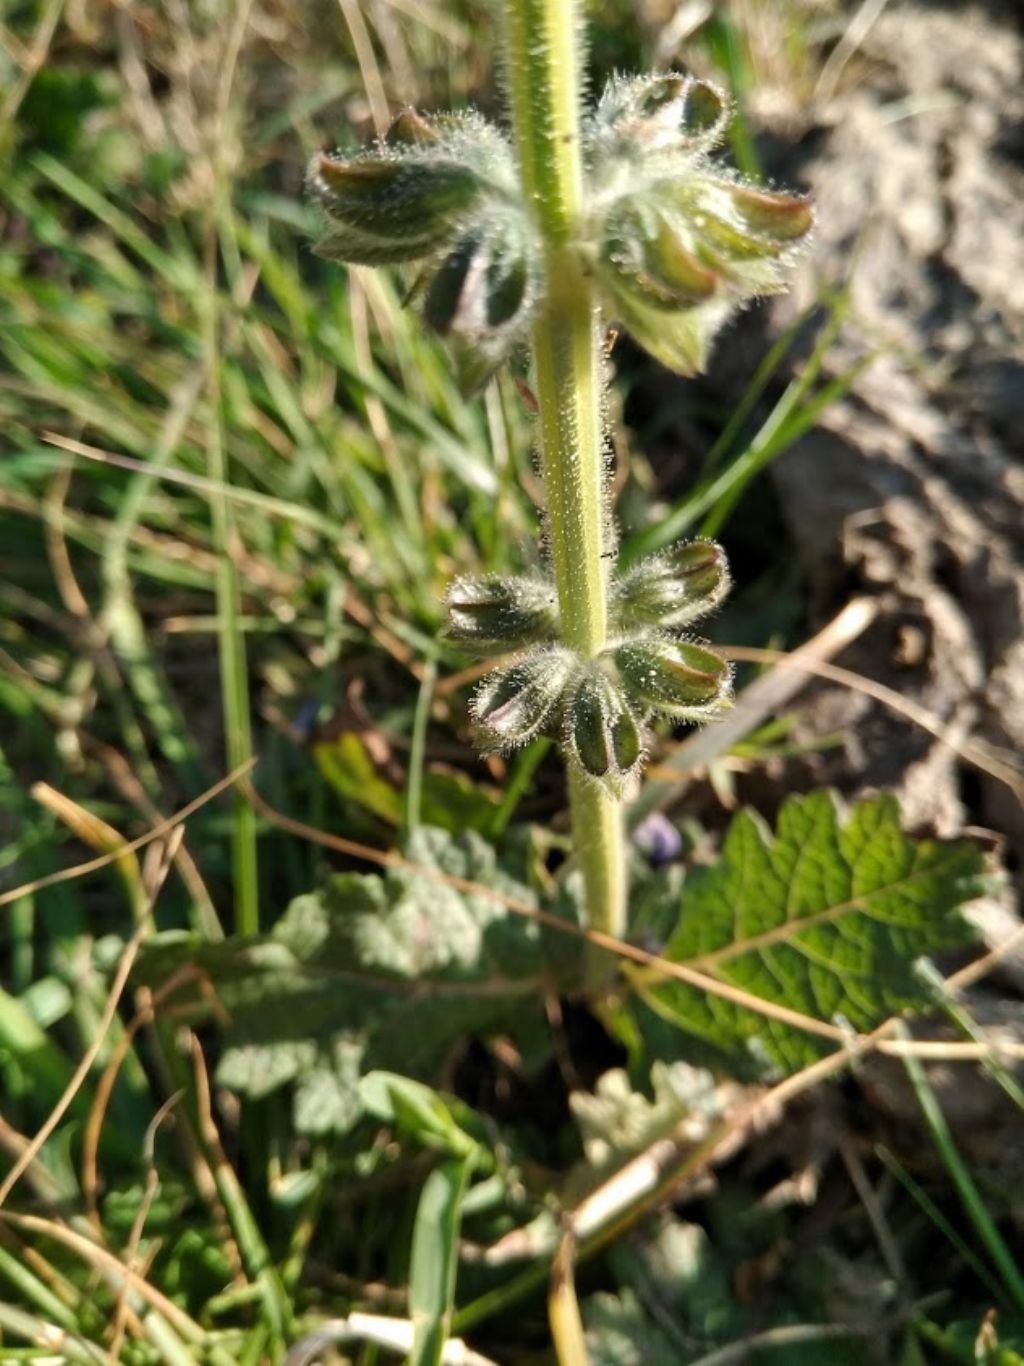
(639, 792, 986, 1075)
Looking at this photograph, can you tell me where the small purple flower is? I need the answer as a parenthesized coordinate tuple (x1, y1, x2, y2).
(292, 699, 323, 744)
(633, 811, 683, 867)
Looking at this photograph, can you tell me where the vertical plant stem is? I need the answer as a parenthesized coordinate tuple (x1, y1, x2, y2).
(503, 0, 627, 966)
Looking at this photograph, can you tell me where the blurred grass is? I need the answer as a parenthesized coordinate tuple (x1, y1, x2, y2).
(0, 0, 539, 928)
(0, 2, 538, 1356)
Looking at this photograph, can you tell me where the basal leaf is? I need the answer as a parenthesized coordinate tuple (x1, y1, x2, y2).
(137, 827, 543, 1133)
(570, 1062, 720, 1169)
(640, 792, 985, 1073)
(293, 1037, 365, 1134)
(584, 1288, 682, 1366)
(586, 1222, 738, 1362)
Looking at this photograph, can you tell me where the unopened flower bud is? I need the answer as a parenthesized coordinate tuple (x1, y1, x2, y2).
(615, 638, 731, 721)
(423, 216, 539, 391)
(586, 71, 814, 376)
(308, 152, 485, 263)
(384, 107, 440, 147)
(591, 74, 729, 155)
(603, 203, 718, 311)
(446, 574, 558, 653)
(728, 186, 814, 243)
(613, 540, 730, 629)
(471, 648, 575, 751)
(566, 668, 643, 793)
(661, 180, 815, 293)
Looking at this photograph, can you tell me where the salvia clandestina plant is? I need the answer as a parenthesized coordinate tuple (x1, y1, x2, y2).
(308, 0, 812, 981)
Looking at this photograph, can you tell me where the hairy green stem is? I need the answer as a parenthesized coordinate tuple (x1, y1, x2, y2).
(503, 0, 626, 970)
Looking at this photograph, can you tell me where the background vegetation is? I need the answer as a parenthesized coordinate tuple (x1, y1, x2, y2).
(2, 0, 1022, 1362)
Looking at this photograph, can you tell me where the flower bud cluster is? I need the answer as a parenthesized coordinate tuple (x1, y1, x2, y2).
(308, 110, 541, 390)
(308, 75, 811, 387)
(583, 73, 814, 375)
(448, 540, 733, 794)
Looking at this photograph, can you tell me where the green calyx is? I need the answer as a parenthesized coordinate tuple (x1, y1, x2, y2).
(614, 638, 733, 722)
(308, 77, 811, 386)
(308, 155, 485, 251)
(308, 108, 541, 391)
(566, 667, 643, 794)
(586, 72, 814, 375)
(452, 536, 731, 792)
(446, 574, 559, 654)
(602, 202, 719, 311)
(422, 213, 541, 390)
(588, 73, 730, 157)
(471, 647, 576, 751)
(448, 538, 727, 656)
(611, 539, 730, 630)
(464, 630, 731, 791)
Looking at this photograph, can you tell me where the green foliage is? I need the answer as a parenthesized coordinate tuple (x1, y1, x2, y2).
(584, 1221, 737, 1364)
(131, 791, 988, 1166)
(0, 1, 1011, 1362)
(585, 1288, 684, 1365)
(639, 791, 985, 1073)
(409, 1158, 475, 1366)
(18, 66, 114, 155)
(355, 1080, 483, 1365)
(915, 1318, 1024, 1364)
(359, 1072, 486, 1162)
(137, 828, 543, 1133)
(312, 731, 503, 835)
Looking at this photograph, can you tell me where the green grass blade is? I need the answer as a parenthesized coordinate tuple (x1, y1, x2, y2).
(0, 1302, 106, 1364)
(0, 1240, 80, 1331)
(28, 152, 199, 290)
(487, 737, 552, 838)
(200, 286, 260, 935)
(97, 364, 209, 787)
(702, 11, 760, 180)
(408, 1157, 473, 1366)
(876, 1145, 1005, 1303)
(406, 650, 438, 832)
(620, 282, 858, 563)
(696, 299, 820, 482)
(698, 350, 876, 539)
(899, 1034, 1024, 1310)
(916, 961, 1024, 1114)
